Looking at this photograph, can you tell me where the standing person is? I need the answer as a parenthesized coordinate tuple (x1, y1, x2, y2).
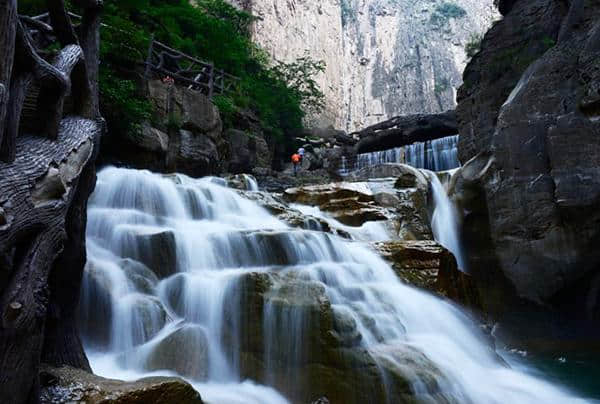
(298, 147, 306, 164)
(291, 153, 301, 176)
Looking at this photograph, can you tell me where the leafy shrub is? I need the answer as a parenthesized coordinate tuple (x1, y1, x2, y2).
(430, 2, 467, 26)
(541, 36, 556, 50)
(434, 78, 450, 94)
(99, 70, 152, 137)
(465, 34, 483, 58)
(212, 95, 236, 128)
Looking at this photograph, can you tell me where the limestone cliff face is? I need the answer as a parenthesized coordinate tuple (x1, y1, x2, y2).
(227, 0, 497, 131)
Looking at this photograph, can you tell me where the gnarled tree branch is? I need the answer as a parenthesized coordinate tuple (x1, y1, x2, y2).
(0, 1, 103, 401)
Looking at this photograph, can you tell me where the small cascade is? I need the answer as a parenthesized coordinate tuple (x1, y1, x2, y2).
(241, 174, 259, 191)
(407, 135, 460, 171)
(355, 147, 404, 171)
(426, 171, 467, 272)
(341, 134, 460, 174)
(81, 166, 589, 404)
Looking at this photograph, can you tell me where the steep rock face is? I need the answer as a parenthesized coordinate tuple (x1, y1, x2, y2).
(340, 0, 497, 131)
(454, 0, 600, 336)
(227, 0, 497, 131)
(456, 0, 568, 162)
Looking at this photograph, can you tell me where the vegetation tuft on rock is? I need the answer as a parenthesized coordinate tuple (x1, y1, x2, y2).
(430, 2, 467, 26)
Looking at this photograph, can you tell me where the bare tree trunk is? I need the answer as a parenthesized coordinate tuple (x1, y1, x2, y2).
(1, 72, 33, 161)
(46, 0, 78, 45)
(0, 118, 102, 403)
(0, 0, 17, 152)
(36, 44, 86, 139)
(76, 0, 103, 117)
(0, 1, 103, 401)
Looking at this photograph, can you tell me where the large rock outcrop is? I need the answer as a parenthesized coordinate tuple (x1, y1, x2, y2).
(354, 110, 458, 154)
(227, 0, 498, 131)
(102, 80, 273, 177)
(371, 240, 481, 310)
(453, 0, 600, 341)
(282, 166, 433, 241)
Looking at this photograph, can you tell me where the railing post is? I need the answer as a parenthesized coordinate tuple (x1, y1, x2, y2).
(144, 34, 154, 79)
(207, 62, 214, 99)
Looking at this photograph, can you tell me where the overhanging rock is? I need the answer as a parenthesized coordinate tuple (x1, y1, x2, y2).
(354, 110, 458, 154)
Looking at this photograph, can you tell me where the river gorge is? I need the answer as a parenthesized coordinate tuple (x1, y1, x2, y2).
(1, 0, 599, 403)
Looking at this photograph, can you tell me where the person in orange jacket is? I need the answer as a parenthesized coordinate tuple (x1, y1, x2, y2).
(291, 153, 301, 176)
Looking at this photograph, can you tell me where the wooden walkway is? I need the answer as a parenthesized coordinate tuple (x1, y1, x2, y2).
(143, 38, 239, 98)
(25, 13, 240, 99)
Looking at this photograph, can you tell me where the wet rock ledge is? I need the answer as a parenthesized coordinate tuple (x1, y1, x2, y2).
(40, 365, 203, 404)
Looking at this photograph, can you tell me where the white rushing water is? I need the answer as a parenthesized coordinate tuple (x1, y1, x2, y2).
(341, 135, 460, 175)
(427, 172, 467, 272)
(81, 166, 589, 404)
(290, 203, 392, 242)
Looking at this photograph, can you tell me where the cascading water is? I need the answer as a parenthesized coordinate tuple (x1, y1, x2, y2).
(341, 134, 460, 175)
(81, 166, 590, 403)
(427, 172, 467, 272)
(290, 203, 392, 242)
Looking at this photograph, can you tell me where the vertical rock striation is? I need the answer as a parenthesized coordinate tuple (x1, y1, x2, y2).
(227, 0, 497, 131)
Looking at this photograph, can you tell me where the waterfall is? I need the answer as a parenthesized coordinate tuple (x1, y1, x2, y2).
(427, 172, 467, 272)
(342, 134, 460, 174)
(81, 166, 589, 403)
(240, 173, 259, 191)
(290, 203, 392, 242)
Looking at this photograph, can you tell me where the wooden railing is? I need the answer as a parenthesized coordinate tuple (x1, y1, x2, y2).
(144, 37, 239, 98)
(25, 13, 239, 99)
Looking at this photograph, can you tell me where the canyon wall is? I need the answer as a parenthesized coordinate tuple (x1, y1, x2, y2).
(227, 0, 498, 131)
(453, 0, 600, 343)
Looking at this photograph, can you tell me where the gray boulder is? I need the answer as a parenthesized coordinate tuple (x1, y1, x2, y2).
(168, 129, 220, 176)
(40, 365, 203, 404)
(122, 230, 178, 279)
(143, 324, 209, 380)
(225, 129, 272, 174)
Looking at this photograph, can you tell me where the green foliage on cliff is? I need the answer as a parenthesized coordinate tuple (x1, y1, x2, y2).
(99, 70, 152, 138)
(18, 0, 325, 142)
(430, 2, 467, 26)
(465, 34, 483, 59)
(434, 78, 451, 94)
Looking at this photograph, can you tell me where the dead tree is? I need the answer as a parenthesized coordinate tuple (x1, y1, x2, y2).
(0, 0, 18, 159)
(0, 1, 103, 402)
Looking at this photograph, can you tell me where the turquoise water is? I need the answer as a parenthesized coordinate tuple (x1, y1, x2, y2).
(502, 350, 600, 400)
